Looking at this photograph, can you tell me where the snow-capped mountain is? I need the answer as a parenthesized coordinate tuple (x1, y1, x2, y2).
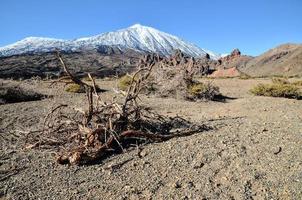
(0, 24, 219, 59)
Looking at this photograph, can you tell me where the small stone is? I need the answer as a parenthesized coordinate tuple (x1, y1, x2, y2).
(71, 189, 79, 194)
(143, 161, 150, 166)
(124, 185, 131, 191)
(139, 150, 148, 158)
(192, 162, 205, 169)
(181, 196, 189, 200)
(171, 180, 182, 188)
(186, 181, 194, 189)
(195, 183, 202, 190)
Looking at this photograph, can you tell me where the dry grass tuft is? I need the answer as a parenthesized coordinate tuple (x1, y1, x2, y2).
(238, 74, 252, 80)
(117, 75, 134, 91)
(65, 83, 85, 93)
(292, 80, 302, 86)
(82, 76, 93, 82)
(271, 77, 290, 85)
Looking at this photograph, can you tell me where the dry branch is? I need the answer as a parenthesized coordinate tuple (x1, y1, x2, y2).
(31, 51, 209, 165)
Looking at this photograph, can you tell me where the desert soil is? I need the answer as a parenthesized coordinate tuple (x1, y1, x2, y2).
(0, 78, 302, 200)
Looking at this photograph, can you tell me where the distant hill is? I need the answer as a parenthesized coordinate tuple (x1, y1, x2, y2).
(240, 43, 302, 76)
(212, 44, 302, 77)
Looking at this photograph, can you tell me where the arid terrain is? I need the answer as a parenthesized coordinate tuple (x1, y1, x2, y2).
(2, 43, 302, 81)
(239, 44, 302, 77)
(1, 77, 301, 199)
(1, 1, 301, 199)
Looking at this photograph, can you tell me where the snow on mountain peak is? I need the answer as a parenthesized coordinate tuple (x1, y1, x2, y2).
(0, 24, 219, 59)
(129, 23, 144, 28)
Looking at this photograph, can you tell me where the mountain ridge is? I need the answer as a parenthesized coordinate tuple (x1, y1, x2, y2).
(0, 24, 219, 59)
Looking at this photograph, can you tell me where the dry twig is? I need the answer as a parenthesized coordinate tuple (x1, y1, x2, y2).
(31, 52, 209, 165)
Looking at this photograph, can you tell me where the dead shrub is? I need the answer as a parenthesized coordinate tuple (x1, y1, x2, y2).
(0, 85, 46, 104)
(125, 51, 222, 101)
(27, 52, 209, 165)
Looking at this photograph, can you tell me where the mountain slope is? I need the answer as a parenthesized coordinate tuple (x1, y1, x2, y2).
(0, 24, 218, 59)
(0, 37, 70, 57)
(207, 44, 302, 77)
(74, 24, 218, 58)
(240, 43, 302, 76)
(0, 49, 142, 79)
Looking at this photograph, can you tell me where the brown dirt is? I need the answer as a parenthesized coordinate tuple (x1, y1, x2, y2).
(1, 77, 302, 199)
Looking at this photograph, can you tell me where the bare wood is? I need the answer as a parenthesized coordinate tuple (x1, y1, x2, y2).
(55, 51, 94, 125)
(30, 51, 209, 166)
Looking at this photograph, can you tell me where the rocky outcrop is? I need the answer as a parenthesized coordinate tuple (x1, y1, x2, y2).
(219, 49, 241, 63)
(208, 67, 242, 78)
(159, 49, 211, 75)
(205, 48, 253, 77)
(231, 48, 241, 56)
(217, 49, 251, 68)
(96, 45, 123, 55)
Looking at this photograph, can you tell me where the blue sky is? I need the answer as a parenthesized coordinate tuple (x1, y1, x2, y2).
(0, 0, 301, 55)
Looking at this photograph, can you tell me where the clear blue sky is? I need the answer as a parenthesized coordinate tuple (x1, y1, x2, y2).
(0, 0, 301, 55)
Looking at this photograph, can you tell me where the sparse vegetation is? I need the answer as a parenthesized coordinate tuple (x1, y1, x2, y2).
(65, 82, 105, 93)
(250, 82, 302, 99)
(271, 77, 290, 85)
(29, 52, 208, 165)
(82, 76, 93, 82)
(65, 83, 85, 93)
(238, 74, 252, 80)
(292, 80, 302, 86)
(117, 74, 134, 91)
(250, 74, 302, 79)
(0, 85, 46, 104)
(116, 53, 225, 101)
(187, 82, 221, 100)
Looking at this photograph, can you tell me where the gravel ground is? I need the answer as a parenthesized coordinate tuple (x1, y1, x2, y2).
(0, 78, 302, 199)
